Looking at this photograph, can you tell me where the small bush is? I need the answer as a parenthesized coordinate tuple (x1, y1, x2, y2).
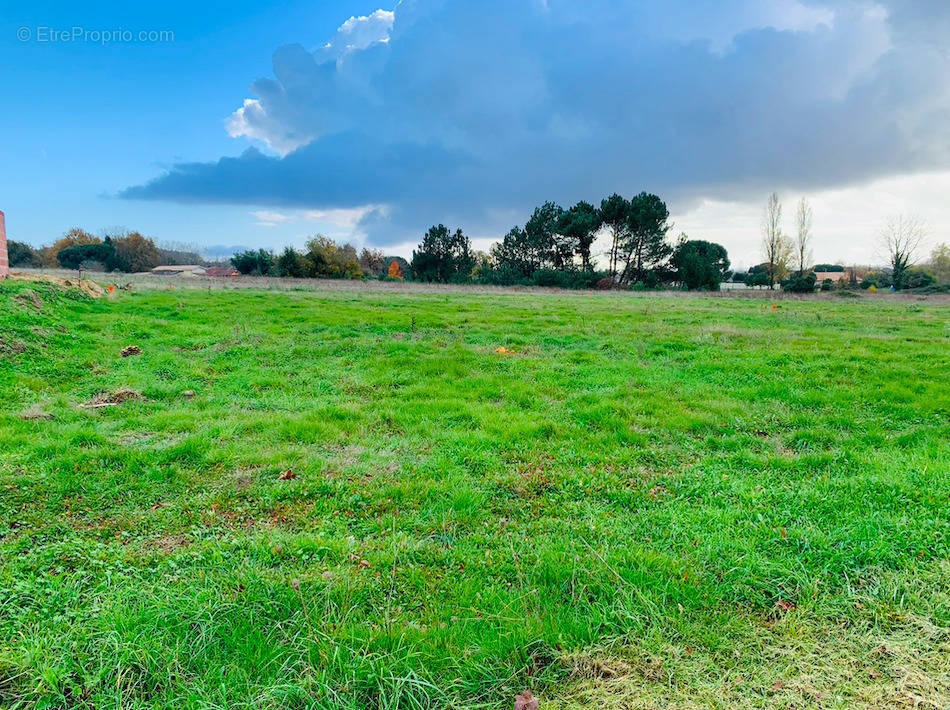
(745, 271, 770, 288)
(8, 240, 40, 267)
(903, 268, 936, 290)
(782, 273, 817, 293)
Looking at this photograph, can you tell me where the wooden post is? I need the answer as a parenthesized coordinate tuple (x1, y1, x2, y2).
(0, 211, 8, 279)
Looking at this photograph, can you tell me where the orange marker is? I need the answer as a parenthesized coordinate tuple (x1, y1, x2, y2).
(108, 285, 115, 293)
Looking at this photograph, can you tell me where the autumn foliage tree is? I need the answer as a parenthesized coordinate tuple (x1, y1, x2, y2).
(359, 248, 386, 277)
(761, 193, 793, 289)
(43, 228, 100, 267)
(387, 260, 403, 280)
(111, 231, 161, 272)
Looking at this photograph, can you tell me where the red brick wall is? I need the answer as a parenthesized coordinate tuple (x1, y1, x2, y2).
(0, 211, 8, 279)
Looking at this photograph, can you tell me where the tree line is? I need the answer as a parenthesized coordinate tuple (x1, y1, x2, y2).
(11, 195, 947, 291)
(230, 238, 409, 280)
(410, 192, 731, 290)
(225, 192, 732, 290)
(7, 228, 203, 272)
(753, 193, 948, 292)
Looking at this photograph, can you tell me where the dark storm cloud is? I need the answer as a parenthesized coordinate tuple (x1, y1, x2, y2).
(122, 0, 950, 245)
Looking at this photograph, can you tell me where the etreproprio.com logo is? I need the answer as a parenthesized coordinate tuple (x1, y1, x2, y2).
(17, 26, 175, 44)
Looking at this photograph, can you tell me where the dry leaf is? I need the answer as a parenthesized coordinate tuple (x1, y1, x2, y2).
(514, 690, 539, 710)
(278, 469, 297, 481)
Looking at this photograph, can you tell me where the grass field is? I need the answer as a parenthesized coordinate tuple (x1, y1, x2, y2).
(1, 279, 948, 709)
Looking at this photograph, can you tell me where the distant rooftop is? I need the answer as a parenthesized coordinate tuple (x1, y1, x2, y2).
(152, 265, 206, 272)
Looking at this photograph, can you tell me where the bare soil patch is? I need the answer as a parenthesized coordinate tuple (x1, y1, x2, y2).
(9, 271, 105, 298)
(82, 388, 145, 408)
(18, 404, 54, 421)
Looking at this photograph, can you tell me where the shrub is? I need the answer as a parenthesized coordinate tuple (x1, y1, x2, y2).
(111, 232, 161, 272)
(302, 237, 362, 279)
(820, 279, 836, 291)
(813, 264, 845, 272)
(57, 242, 118, 271)
(782, 272, 818, 293)
(903, 268, 936, 290)
(387, 260, 404, 280)
(529, 269, 608, 289)
(745, 271, 770, 288)
(8, 240, 39, 267)
(672, 239, 730, 290)
(231, 249, 275, 276)
(275, 247, 307, 278)
(531, 269, 572, 288)
(642, 270, 662, 289)
(860, 270, 891, 289)
(45, 228, 100, 267)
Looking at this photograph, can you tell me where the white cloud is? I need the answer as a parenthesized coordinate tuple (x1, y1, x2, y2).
(318, 9, 394, 61)
(250, 209, 296, 226)
(227, 98, 313, 156)
(250, 204, 384, 235)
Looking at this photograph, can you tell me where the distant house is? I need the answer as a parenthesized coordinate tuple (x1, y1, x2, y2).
(814, 271, 849, 283)
(151, 265, 207, 277)
(203, 266, 240, 277)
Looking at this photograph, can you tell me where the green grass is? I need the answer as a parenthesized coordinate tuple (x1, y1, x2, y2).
(1, 280, 948, 709)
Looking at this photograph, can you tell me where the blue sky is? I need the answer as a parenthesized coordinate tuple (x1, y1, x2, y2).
(3, 0, 949, 266)
(0, 1, 375, 255)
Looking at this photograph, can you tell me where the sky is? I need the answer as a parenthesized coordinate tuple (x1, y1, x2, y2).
(2, 0, 949, 268)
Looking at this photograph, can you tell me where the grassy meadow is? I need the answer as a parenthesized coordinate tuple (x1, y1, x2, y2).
(1, 279, 948, 709)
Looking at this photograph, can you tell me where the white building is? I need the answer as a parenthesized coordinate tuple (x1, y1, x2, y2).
(150, 265, 207, 277)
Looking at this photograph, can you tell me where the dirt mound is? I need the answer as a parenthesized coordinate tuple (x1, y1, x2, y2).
(18, 404, 54, 421)
(82, 388, 145, 408)
(120, 345, 142, 357)
(9, 272, 105, 299)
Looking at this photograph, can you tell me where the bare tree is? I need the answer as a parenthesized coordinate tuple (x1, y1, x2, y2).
(761, 193, 793, 289)
(880, 215, 925, 290)
(794, 197, 813, 275)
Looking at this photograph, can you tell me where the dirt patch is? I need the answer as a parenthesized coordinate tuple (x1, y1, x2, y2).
(17, 404, 54, 421)
(13, 289, 43, 311)
(9, 272, 105, 298)
(147, 534, 191, 554)
(120, 345, 143, 357)
(234, 469, 256, 488)
(81, 388, 145, 408)
(0, 338, 27, 356)
(550, 611, 950, 710)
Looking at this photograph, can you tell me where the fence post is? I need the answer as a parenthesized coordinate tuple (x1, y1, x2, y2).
(0, 211, 8, 279)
